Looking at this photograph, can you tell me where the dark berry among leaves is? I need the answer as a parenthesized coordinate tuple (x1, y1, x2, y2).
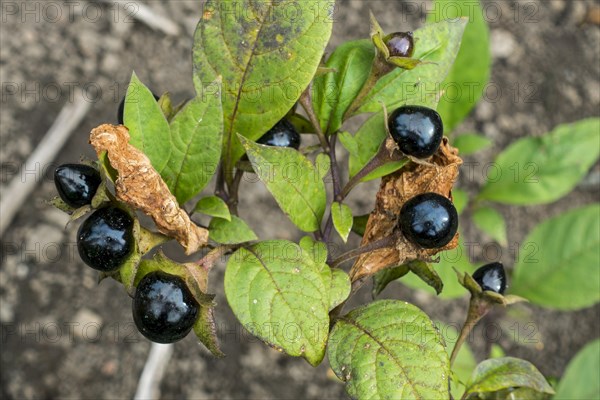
(54, 164, 102, 208)
(384, 32, 414, 58)
(472, 262, 507, 294)
(257, 119, 301, 149)
(77, 207, 134, 272)
(133, 271, 199, 343)
(399, 192, 458, 249)
(117, 92, 160, 125)
(388, 105, 443, 158)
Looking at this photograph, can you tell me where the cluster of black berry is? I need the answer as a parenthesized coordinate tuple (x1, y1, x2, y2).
(54, 164, 199, 343)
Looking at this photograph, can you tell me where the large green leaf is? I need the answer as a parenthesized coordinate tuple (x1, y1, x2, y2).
(356, 19, 468, 114)
(312, 39, 374, 134)
(427, 0, 491, 133)
(554, 339, 600, 399)
(401, 235, 476, 298)
(193, 0, 333, 174)
(124, 72, 171, 173)
(464, 357, 554, 396)
(478, 119, 600, 204)
(511, 204, 600, 310)
(328, 300, 449, 399)
(241, 137, 326, 232)
(224, 241, 331, 366)
(163, 93, 223, 204)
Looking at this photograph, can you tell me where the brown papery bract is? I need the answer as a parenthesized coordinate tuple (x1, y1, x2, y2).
(350, 138, 463, 282)
(89, 124, 208, 255)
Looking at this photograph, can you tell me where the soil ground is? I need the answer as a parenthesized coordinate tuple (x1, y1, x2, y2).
(1, 1, 599, 399)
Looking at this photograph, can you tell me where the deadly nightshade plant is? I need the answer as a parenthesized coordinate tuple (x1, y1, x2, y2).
(49, 0, 600, 398)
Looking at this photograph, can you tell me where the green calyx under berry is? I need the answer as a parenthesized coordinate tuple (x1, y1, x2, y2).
(54, 164, 102, 208)
(383, 32, 414, 58)
(257, 119, 301, 149)
(472, 262, 507, 294)
(399, 192, 458, 249)
(77, 206, 134, 272)
(388, 105, 444, 158)
(133, 270, 199, 343)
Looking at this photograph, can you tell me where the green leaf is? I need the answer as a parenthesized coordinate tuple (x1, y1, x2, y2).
(351, 214, 370, 237)
(472, 206, 508, 247)
(208, 215, 257, 244)
(356, 19, 468, 114)
(479, 119, 600, 204)
(328, 300, 450, 399)
(315, 153, 330, 180)
(331, 202, 353, 243)
(554, 339, 600, 399)
(464, 357, 554, 395)
(427, 0, 491, 133)
(193, 0, 333, 175)
(372, 265, 409, 298)
(224, 241, 331, 366)
(299, 236, 328, 266)
(511, 204, 600, 310)
(124, 72, 171, 173)
(241, 136, 326, 232)
(312, 39, 374, 134)
(453, 133, 493, 155)
(408, 260, 443, 295)
(194, 195, 231, 221)
(328, 269, 351, 311)
(162, 91, 223, 204)
(401, 235, 476, 298)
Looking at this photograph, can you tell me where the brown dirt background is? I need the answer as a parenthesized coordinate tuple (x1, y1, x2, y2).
(1, 0, 599, 399)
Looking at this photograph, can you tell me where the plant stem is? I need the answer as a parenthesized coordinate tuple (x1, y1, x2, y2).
(196, 244, 237, 272)
(450, 297, 490, 366)
(343, 56, 391, 120)
(298, 83, 330, 152)
(228, 169, 244, 216)
(329, 133, 343, 202)
(214, 163, 229, 203)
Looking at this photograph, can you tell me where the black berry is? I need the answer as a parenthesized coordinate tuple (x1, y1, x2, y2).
(77, 207, 134, 271)
(384, 32, 414, 58)
(472, 262, 507, 294)
(133, 271, 199, 343)
(399, 192, 458, 249)
(117, 92, 160, 125)
(54, 164, 102, 208)
(257, 119, 301, 149)
(388, 105, 444, 158)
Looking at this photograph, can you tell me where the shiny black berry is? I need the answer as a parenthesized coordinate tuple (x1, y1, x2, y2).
(399, 192, 458, 249)
(117, 92, 160, 125)
(133, 271, 199, 343)
(77, 207, 134, 272)
(54, 164, 102, 208)
(388, 105, 443, 158)
(472, 262, 507, 294)
(257, 119, 301, 149)
(384, 32, 414, 58)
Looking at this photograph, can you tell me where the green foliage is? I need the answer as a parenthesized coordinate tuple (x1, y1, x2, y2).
(241, 136, 326, 232)
(511, 204, 600, 310)
(464, 357, 554, 396)
(124, 72, 171, 173)
(427, 0, 491, 133)
(328, 300, 449, 398)
(224, 241, 333, 366)
(208, 215, 257, 244)
(194, 195, 231, 221)
(453, 133, 493, 155)
(192, 0, 333, 175)
(331, 202, 353, 243)
(472, 206, 508, 247)
(554, 339, 600, 399)
(478, 119, 600, 205)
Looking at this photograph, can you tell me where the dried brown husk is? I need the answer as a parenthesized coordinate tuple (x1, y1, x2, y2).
(89, 124, 208, 254)
(350, 138, 463, 282)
